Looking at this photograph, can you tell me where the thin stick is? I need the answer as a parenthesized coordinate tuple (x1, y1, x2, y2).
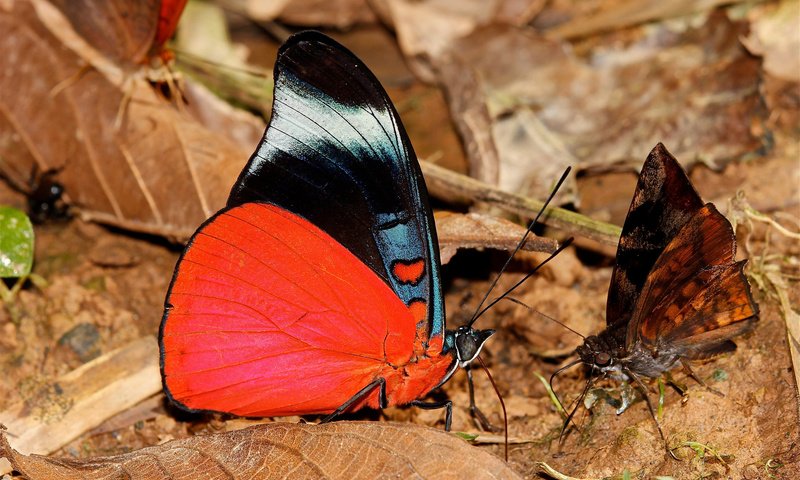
(420, 160, 621, 247)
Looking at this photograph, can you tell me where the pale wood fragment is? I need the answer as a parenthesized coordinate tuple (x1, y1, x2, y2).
(0, 336, 161, 461)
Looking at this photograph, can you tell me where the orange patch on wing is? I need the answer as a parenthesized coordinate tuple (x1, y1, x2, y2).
(407, 300, 428, 325)
(393, 260, 425, 285)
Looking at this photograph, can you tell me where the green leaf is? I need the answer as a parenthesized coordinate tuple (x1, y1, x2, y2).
(0, 206, 34, 278)
(533, 371, 566, 418)
(453, 432, 479, 441)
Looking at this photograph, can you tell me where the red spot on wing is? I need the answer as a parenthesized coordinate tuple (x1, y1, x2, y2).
(392, 260, 425, 285)
(161, 203, 425, 416)
(407, 300, 428, 325)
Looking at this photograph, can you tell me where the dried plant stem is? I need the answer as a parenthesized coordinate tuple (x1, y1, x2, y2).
(420, 160, 621, 247)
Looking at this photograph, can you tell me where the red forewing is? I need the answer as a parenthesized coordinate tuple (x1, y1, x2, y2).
(160, 203, 418, 417)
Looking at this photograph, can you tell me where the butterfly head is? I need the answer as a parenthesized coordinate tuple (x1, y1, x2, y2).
(576, 335, 621, 373)
(446, 326, 495, 368)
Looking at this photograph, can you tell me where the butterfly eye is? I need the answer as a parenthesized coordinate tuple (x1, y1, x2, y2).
(595, 352, 611, 366)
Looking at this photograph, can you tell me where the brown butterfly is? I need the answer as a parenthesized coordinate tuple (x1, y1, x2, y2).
(552, 143, 759, 455)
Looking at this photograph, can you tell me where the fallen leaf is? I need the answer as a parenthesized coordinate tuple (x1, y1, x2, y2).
(543, 0, 742, 40)
(0, 0, 255, 240)
(435, 48, 501, 186)
(537, 462, 595, 480)
(1, 422, 522, 479)
(435, 14, 764, 201)
(742, 0, 800, 83)
(247, 0, 377, 28)
(46, 0, 162, 66)
(380, 0, 545, 81)
(0, 206, 34, 277)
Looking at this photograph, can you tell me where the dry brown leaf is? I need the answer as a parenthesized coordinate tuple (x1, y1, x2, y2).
(247, 0, 378, 28)
(0, 422, 522, 480)
(434, 14, 763, 200)
(379, 0, 545, 81)
(434, 25, 581, 199)
(742, 0, 800, 83)
(46, 0, 161, 66)
(434, 53, 500, 186)
(544, 0, 742, 40)
(435, 211, 558, 264)
(0, 0, 255, 240)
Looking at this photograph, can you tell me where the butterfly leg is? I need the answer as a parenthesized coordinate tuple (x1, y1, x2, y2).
(680, 360, 724, 397)
(625, 368, 679, 461)
(465, 366, 498, 432)
(320, 377, 387, 424)
(409, 399, 453, 431)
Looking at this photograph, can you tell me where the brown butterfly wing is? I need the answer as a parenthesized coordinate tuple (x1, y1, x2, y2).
(667, 263, 758, 359)
(626, 204, 758, 351)
(606, 143, 704, 330)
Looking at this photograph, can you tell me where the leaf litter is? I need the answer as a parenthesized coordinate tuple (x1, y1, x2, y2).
(0, 0, 798, 479)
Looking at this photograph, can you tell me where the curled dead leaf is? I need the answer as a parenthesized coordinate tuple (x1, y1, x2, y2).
(435, 211, 558, 264)
(1, 422, 522, 480)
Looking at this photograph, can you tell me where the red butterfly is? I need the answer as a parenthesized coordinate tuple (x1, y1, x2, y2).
(159, 32, 496, 428)
(553, 143, 759, 454)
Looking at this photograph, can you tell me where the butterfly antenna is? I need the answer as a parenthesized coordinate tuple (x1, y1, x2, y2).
(477, 355, 508, 462)
(499, 297, 586, 340)
(548, 358, 583, 421)
(468, 167, 571, 326)
(470, 237, 574, 326)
